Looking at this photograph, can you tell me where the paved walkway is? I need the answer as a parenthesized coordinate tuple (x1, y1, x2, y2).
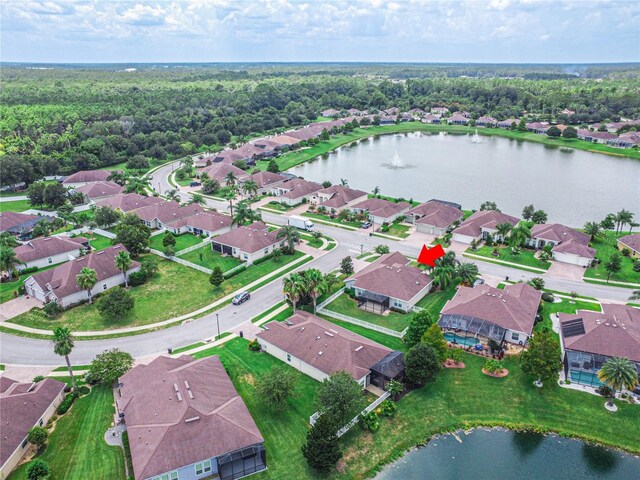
(0, 195, 28, 202)
(0, 296, 42, 321)
(0, 364, 53, 382)
(105, 423, 126, 447)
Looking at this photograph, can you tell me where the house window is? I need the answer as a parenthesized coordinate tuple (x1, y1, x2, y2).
(243, 253, 249, 260)
(103, 284, 108, 290)
(264, 248, 269, 254)
(48, 257, 53, 264)
(153, 472, 178, 480)
(21, 439, 28, 449)
(511, 332, 520, 341)
(39, 418, 44, 426)
(195, 460, 211, 475)
(286, 354, 292, 362)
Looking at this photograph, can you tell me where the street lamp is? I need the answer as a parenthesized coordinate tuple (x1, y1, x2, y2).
(360, 244, 364, 256)
(216, 313, 220, 340)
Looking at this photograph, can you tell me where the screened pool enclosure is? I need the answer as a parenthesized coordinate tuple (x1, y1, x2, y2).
(438, 313, 507, 344)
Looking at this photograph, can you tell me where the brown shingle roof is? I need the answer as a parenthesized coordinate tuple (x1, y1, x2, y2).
(346, 252, 433, 302)
(559, 304, 640, 362)
(117, 355, 263, 480)
(198, 163, 246, 182)
(165, 211, 232, 232)
(239, 171, 287, 189)
(94, 193, 164, 213)
(62, 170, 113, 184)
(316, 185, 367, 209)
(257, 311, 393, 380)
(531, 223, 595, 259)
(1, 377, 65, 467)
(212, 221, 282, 254)
(0, 212, 41, 232)
(618, 234, 640, 253)
(351, 198, 410, 219)
(266, 134, 301, 147)
(75, 181, 123, 199)
(135, 202, 204, 224)
(441, 283, 542, 335)
(406, 200, 463, 228)
(453, 210, 520, 238)
(277, 179, 322, 200)
(14, 236, 88, 263)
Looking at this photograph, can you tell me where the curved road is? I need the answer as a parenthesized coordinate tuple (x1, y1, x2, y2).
(1, 161, 634, 365)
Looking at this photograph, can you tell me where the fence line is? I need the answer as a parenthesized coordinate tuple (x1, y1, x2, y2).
(149, 249, 213, 274)
(316, 287, 345, 310)
(175, 238, 212, 256)
(317, 307, 407, 338)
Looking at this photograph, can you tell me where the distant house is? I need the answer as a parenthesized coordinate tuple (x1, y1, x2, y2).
(321, 108, 340, 117)
(431, 107, 449, 115)
(607, 132, 640, 149)
(378, 115, 396, 125)
(438, 282, 542, 346)
(476, 116, 497, 127)
(62, 170, 113, 188)
(266, 134, 301, 150)
(211, 221, 284, 264)
(237, 171, 288, 195)
(197, 163, 246, 183)
(405, 200, 464, 235)
(270, 178, 322, 206)
(94, 193, 164, 214)
(559, 304, 640, 389)
(398, 113, 412, 122)
(0, 377, 66, 479)
(350, 198, 410, 225)
(447, 113, 470, 125)
(529, 223, 595, 267)
(561, 108, 576, 116)
(24, 245, 140, 307)
(345, 252, 433, 314)
(347, 108, 363, 116)
(74, 181, 123, 202)
(408, 108, 426, 118)
(577, 129, 617, 143)
(526, 122, 550, 134)
(164, 211, 232, 237)
(191, 151, 217, 167)
(452, 210, 520, 244)
(117, 355, 266, 480)
(310, 185, 368, 211)
(135, 202, 204, 230)
(14, 236, 89, 271)
(284, 125, 325, 141)
(384, 107, 400, 116)
(257, 311, 404, 389)
(0, 212, 52, 240)
(618, 234, 640, 259)
(497, 118, 519, 129)
(421, 114, 441, 124)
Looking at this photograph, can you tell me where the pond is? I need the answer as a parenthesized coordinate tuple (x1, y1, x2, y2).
(289, 132, 640, 227)
(375, 429, 639, 480)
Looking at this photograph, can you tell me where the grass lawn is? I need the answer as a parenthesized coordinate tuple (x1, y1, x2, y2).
(8, 385, 126, 480)
(0, 199, 31, 213)
(0, 262, 62, 304)
(322, 316, 407, 352)
(78, 233, 113, 251)
(324, 293, 408, 332)
(303, 212, 361, 229)
(378, 222, 410, 238)
(149, 232, 203, 252)
(262, 201, 296, 212)
(585, 231, 640, 284)
(414, 287, 457, 317)
(469, 245, 551, 271)
(536, 298, 601, 335)
(181, 244, 243, 271)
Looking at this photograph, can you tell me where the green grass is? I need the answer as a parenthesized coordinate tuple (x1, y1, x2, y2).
(414, 287, 457, 317)
(8, 385, 126, 480)
(52, 364, 91, 372)
(321, 316, 407, 352)
(303, 212, 361, 229)
(470, 245, 551, 271)
(149, 232, 203, 252)
(78, 233, 113, 251)
(251, 301, 287, 323)
(172, 342, 207, 354)
(323, 293, 408, 332)
(0, 262, 62, 304)
(180, 244, 243, 271)
(585, 231, 640, 284)
(378, 222, 410, 238)
(536, 298, 601, 335)
(263, 201, 296, 212)
(0, 199, 31, 212)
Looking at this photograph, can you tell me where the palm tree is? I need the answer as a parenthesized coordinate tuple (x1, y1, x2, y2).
(583, 221, 603, 241)
(340, 178, 349, 187)
(627, 221, 639, 234)
(615, 209, 634, 234)
(277, 226, 300, 252)
(509, 224, 531, 248)
(166, 189, 181, 203)
(372, 186, 380, 198)
(434, 251, 459, 270)
(598, 357, 639, 407)
(455, 262, 479, 286)
(189, 193, 205, 205)
(115, 250, 132, 288)
(0, 232, 19, 248)
(52, 327, 77, 390)
(433, 264, 456, 290)
(223, 187, 238, 218)
(124, 177, 148, 195)
(242, 180, 259, 199)
(232, 202, 259, 226)
(628, 290, 640, 301)
(224, 171, 238, 187)
(0, 246, 20, 280)
(283, 273, 304, 311)
(303, 269, 327, 313)
(76, 267, 97, 304)
(494, 222, 513, 245)
(107, 171, 129, 186)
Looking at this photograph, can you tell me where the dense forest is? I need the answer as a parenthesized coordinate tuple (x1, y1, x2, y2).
(1, 63, 639, 188)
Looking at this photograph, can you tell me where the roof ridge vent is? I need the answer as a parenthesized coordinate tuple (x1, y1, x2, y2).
(185, 416, 200, 423)
(324, 331, 334, 337)
(355, 346, 363, 352)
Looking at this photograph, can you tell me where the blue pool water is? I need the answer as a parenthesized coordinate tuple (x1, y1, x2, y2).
(569, 369, 604, 387)
(444, 332, 481, 347)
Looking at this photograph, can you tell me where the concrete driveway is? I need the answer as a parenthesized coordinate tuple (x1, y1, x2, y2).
(0, 296, 41, 321)
(546, 262, 586, 282)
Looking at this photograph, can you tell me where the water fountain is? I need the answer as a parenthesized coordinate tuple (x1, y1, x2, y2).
(472, 128, 480, 144)
(381, 151, 415, 170)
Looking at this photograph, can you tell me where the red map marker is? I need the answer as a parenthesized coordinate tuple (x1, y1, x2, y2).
(417, 244, 445, 267)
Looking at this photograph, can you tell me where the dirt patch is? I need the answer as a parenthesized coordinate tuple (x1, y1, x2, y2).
(443, 360, 466, 369)
(240, 373, 255, 386)
(482, 368, 509, 378)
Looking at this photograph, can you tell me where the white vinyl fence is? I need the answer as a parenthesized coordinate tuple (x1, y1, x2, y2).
(149, 249, 213, 274)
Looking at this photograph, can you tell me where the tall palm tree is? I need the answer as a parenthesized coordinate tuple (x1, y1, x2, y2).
(225, 171, 238, 187)
(340, 178, 349, 187)
(0, 232, 19, 248)
(242, 180, 259, 199)
(509, 224, 532, 248)
(455, 262, 479, 286)
(107, 171, 129, 186)
(115, 250, 132, 288)
(433, 264, 456, 290)
(598, 357, 639, 407)
(615, 209, 634, 234)
(0, 247, 20, 280)
(166, 189, 181, 203)
(76, 267, 97, 304)
(277, 226, 300, 252)
(189, 193, 205, 205)
(628, 290, 640, 301)
(124, 177, 148, 195)
(52, 327, 77, 390)
(494, 222, 513, 245)
(303, 268, 327, 313)
(283, 273, 304, 311)
(372, 186, 380, 198)
(627, 221, 639, 234)
(583, 221, 603, 241)
(232, 202, 260, 226)
(223, 187, 238, 218)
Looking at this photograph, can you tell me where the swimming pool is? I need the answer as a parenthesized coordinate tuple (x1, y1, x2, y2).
(568, 369, 604, 387)
(444, 332, 481, 347)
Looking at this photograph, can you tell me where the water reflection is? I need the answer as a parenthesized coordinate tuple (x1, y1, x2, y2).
(512, 431, 544, 457)
(582, 443, 618, 473)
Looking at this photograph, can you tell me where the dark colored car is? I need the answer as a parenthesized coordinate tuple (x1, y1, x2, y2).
(232, 291, 251, 305)
(189, 181, 201, 187)
(361, 221, 372, 229)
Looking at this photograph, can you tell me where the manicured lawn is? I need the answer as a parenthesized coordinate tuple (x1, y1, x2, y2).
(469, 245, 551, 271)
(0, 199, 31, 212)
(322, 316, 407, 352)
(378, 222, 410, 238)
(181, 244, 243, 271)
(414, 287, 457, 317)
(585, 231, 640, 284)
(303, 212, 361, 229)
(324, 293, 409, 332)
(149, 232, 203, 252)
(263, 201, 296, 212)
(78, 233, 113, 251)
(0, 263, 61, 304)
(536, 298, 601, 335)
(8, 385, 126, 480)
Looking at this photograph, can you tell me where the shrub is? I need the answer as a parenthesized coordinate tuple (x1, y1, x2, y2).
(248, 339, 261, 351)
(96, 287, 135, 321)
(76, 385, 91, 396)
(43, 300, 63, 318)
(405, 343, 440, 386)
(596, 385, 614, 398)
(539, 251, 552, 261)
(374, 244, 390, 255)
(128, 270, 147, 287)
(27, 459, 49, 480)
(359, 411, 380, 432)
(541, 292, 555, 303)
(483, 358, 504, 374)
(56, 392, 77, 415)
(21, 266, 39, 275)
(633, 261, 640, 273)
(27, 426, 48, 447)
(377, 399, 398, 417)
(223, 264, 247, 279)
(450, 348, 463, 364)
(32, 375, 45, 383)
(621, 248, 630, 257)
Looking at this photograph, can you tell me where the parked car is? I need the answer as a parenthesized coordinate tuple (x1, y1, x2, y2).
(473, 278, 485, 288)
(189, 181, 201, 187)
(361, 221, 372, 229)
(232, 291, 251, 305)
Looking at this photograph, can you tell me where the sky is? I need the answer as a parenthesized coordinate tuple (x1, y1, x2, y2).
(1, 0, 639, 64)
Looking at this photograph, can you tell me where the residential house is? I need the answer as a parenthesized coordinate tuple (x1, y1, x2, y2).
(23, 245, 140, 307)
(321, 108, 340, 117)
(116, 355, 266, 480)
(14, 236, 89, 271)
(438, 282, 542, 346)
(285, 125, 325, 141)
(257, 311, 405, 388)
(310, 185, 368, 211)
(94, 193, 164, 214)
(0, 212, 52, 239)
(577, 129, 617, 144)
(559, 304, 640, 389)
(74, 181, 123, 203)
(191, 151, 217, 167)
(607, 132, 640, 149)
(408, 108, 426, 119)
(398, 113, 412, 122)
(526, 122, 550, 134)
(447, 113, 470, 125)
(405, 200, 464, 235)
(349, 198, 410, 225)
(384, 107, 400, 116)
(561, 108, 576, 116)
(164, 211, 232, 237)
(431, 107, 449, 115)
(476, 116, 497, 127)
(197, 163, 246, 183)
(247, 138, 280, 159)
(270, 178, 322, 206)
(0, 377, 66, 479)
(62, 170, 113, 188)
(452, 210, 520, 244)
(529, 223, 595, 267)
(134, 202, 204, 230)
(618, 234, 640, 259)
(421, 114, 441, 124)
(211, 221, 284, 264)
(345, 252, 433, 313)
(497, 118, 519, 129)
(266, 134, 301, 150)
(378, 115, 396, 125)
(347, 108, 363, 116)
(237, 171, 288, 196)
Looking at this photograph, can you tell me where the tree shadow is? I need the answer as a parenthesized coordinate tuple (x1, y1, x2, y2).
(511, 431, 545, 458)
(582, 443, 618, 473)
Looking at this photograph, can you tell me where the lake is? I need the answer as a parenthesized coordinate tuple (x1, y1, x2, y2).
(375, 429, 639, 480)
(289, 132, 640, 227)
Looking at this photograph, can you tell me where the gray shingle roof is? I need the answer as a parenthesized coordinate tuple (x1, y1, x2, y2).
(14, 236, 88, 263)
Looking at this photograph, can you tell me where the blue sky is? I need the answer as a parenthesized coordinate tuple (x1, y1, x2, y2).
(2, 0, 639, 63)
